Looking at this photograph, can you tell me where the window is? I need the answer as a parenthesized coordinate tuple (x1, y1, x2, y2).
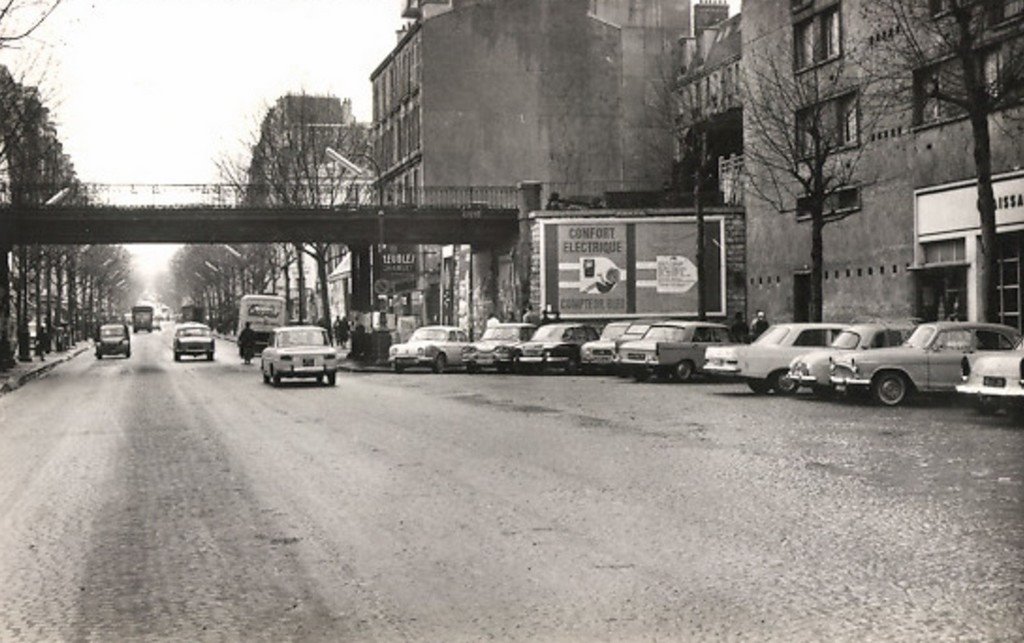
(913, 63, 967, 125)
(793, 329, 831, 347)
(794, 4, 843, 70)
(692, 327, 714, 343)
(796, 186, 861, 220)
(975, 330, 1016, 350)
(796, 92, 859, 155)
(934, 330, 972, 351)
(838, 93, 859, 146)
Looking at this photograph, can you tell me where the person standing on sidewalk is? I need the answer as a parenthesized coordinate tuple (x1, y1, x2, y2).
(750, 310, 770, 342)
(334, 315, 349, 348)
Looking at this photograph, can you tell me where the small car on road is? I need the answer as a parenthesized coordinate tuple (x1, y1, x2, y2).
(389, 325, 470, 373)
(463, 323, 536, 373)
(957, 346, 1024, 415)
(173, 322, 215, 361)
(704, 323, 846, 394)
(261, 325, 339, 386)
(831, 322, 1021, 406)
(516, 322, 600, 374)
(95, 323, 131, 359)
(788, 323, 914, 397)
(619, 321, 734, 382)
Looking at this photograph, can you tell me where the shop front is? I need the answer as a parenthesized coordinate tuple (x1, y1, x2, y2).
(915, 171, 1024, 330)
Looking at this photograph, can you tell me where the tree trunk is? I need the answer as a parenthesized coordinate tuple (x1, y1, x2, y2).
(810, 211, 825, 322)
(969, 110, 999, 323)
(317, 252, 333, 343)
(295, 243, 307, 324)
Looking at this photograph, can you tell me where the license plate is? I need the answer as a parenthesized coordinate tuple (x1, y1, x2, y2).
(302, 358, 315, 367)
(983, 376, 1006, 388)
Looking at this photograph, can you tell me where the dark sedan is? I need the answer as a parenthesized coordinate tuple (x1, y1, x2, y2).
(515, 323, 600, 375)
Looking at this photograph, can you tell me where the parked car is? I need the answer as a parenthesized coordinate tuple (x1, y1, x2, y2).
(464, 323, 536, 373)
(788, 323, 915, 397)
(95, 323, 131, 359)
(260, 325, 339, 386)
(515, 322, 600, 374)
(580, 320, 634, 374)
(957, 346, 1024, 415)
(619, 321, 735, 382)
(173, 322, 215, 361)
(610, 321, 660, 376)
(831, 322, 1021, 406)
(389, 325, 470, 373)
(704, 323, 846, 394)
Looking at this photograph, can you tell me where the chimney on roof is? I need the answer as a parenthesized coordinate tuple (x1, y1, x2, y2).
(693, 0, 729, 38)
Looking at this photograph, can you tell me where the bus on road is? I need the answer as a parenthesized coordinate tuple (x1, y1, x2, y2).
(238, 294, 287, 352)
(131, 305, 154, 333)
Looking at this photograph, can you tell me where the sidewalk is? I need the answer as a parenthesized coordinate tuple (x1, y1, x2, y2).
(0, 343, 91, 396)
(214, 333, 389, 373)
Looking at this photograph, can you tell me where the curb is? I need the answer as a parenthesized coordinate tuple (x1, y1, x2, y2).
(0, 344, 91, 396)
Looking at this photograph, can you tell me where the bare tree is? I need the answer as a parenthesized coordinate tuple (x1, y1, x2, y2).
(742, 42, 895, 321)
(866, 1, 1024, 323)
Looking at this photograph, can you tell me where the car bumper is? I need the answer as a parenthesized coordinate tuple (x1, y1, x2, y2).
(830, 376, 871, 389)
(177, 345, 213, 354)
(703, 363, 741, 376)
(465, 354, 512, 366)
(791, 374, 821, 387)
(276, 364, 336, 378)
(518, 355, 570, 366)
(391, 356, 435, 368)
(956, 383, 1024, 397)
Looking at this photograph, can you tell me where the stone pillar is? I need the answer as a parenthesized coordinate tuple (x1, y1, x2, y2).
(516, 182, 542, 317)
(349, 244, 372, 314)
(0, 244, 13, 369)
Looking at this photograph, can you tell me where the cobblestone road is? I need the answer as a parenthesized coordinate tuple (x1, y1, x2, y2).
(0, 330, 1020, 641)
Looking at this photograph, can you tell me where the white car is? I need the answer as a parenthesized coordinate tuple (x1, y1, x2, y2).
(788, 323, 914, 396)
(704, 323, 846, 394)
(389, 325, 470, 373)
(260, 325, 339, 386)
(173, 322, 215, 361)
(957, 348, 1024, 415)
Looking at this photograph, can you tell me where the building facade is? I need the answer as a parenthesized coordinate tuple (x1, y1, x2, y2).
(740, 0, 1023, 328)
(371, 0, 694, 335)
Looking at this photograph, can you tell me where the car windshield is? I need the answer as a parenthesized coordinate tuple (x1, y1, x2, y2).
(100, 326, 125, 338)
(410, 328, 450, 342)
(277, 329, 328, 347)
(831, 330, 861, 350)
(643, 326, 687, 342)
(531, 325, 570, 341)
(600, 323, 631, 340)
(481, 327, 523, 341)
(623, 324, 652, 338)
(753, 325, 790, 345)
(903, 325, 936, 349)
(177, 327, 210, 338)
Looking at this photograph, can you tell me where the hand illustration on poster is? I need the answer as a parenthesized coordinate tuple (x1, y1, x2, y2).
(580, 256, 622, 294)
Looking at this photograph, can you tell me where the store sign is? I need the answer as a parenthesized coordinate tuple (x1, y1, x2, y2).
(542, 218, 724, 317)
(917, 172, 1024, 239)
(378, 245, 418, 294)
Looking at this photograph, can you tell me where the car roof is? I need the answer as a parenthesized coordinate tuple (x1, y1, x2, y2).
(100, 323, 125, 329)
(416, 325, 463, 332)
(275, 325, 326, 332)
(176, 322, 209, 329)
(771, 322, 847, 329)
(917, 321, 1020, 333)
(492, 323, 535, 328)
(649, 320, 729, 330)
(840, 322, 913, 333)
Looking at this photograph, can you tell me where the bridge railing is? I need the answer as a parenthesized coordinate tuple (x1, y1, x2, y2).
(0, 183, 520, 210)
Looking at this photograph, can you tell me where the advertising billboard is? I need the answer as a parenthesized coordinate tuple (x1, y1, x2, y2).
(375, 244, 419, 295)
(541, 216, 724, 317)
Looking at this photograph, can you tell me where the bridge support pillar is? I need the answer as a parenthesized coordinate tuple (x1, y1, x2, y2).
(349, 244, 373, 316)
(0, 244, 13, 370)
(516, 181, 542, 316)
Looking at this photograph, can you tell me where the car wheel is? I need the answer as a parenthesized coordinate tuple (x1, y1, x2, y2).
(316, 374, 324, 385)
(262, 362, 270, 384)
(466, 362, 480, 374)
(496, 363, 509, 374)
(271, 366, 281, 387)
(125, 351, 131, 359)
(393, 362, 405, 374)
(673, 360, 696, 383)
(327, 372, 337, 386)
(563, 358, 579, 375)
(747, 379, 770, 394)
(768, 370, 798, 396)
(872, 371, 910, 407)
(432, 353, 447, 374)
(95, 353, 102, 360)
(207, 352, 214, 361)
(174, 352, 181, 362)
(634, 369, 651, 383)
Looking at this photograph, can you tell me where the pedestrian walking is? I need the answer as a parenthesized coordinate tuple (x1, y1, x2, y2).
(351, 322, 367, 360)
(730, 312, 750, 344)
(750, 310, 770, 341)
(334, 315, 350, 348)
(238, 322, 256, 364)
